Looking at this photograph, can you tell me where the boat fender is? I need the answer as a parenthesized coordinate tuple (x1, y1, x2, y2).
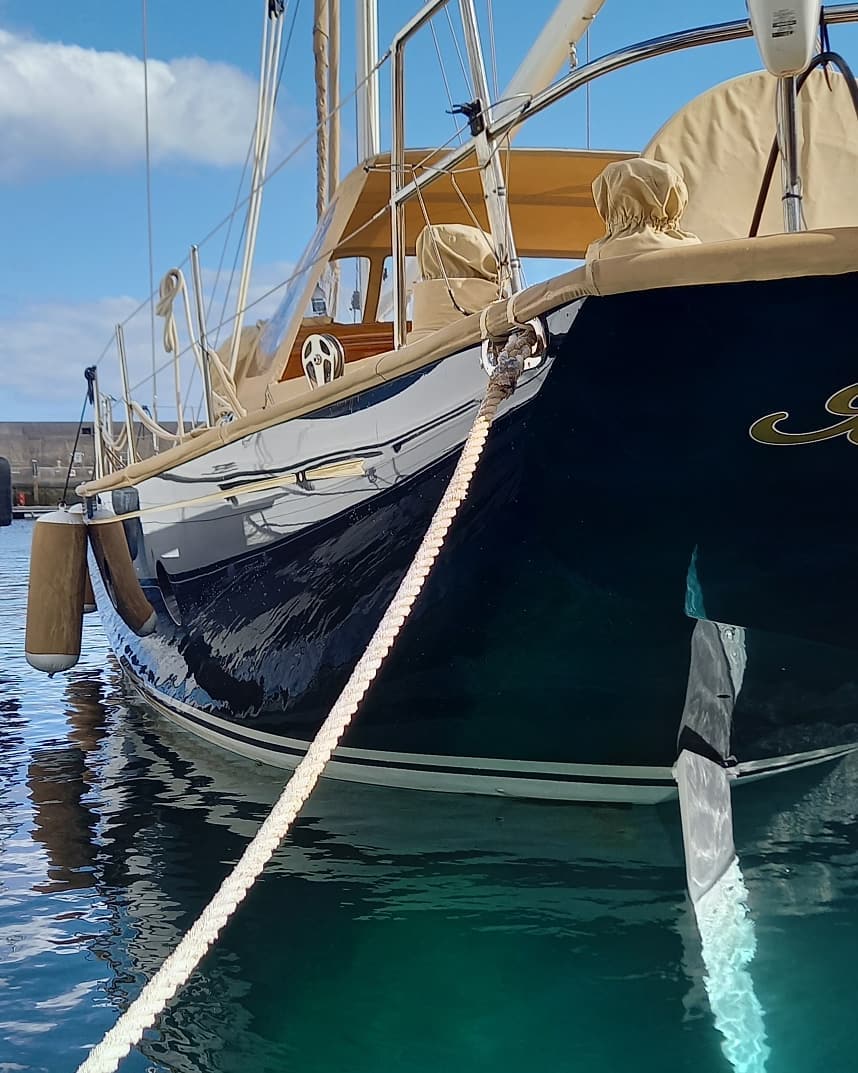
(88, 507, 157, 636)
(67, 504, 97, 614)
(112, 487, 142, 560)
(25, 509, 87, 673)
(83, 565, 97, 614)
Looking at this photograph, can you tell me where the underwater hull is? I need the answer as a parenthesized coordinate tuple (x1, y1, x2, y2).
(88, 273, 858, 800)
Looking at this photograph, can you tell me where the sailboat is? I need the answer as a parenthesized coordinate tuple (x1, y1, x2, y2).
(26, 0, 858, 805)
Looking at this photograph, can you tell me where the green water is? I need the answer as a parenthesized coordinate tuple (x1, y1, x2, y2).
(2, 519, 857, 1072)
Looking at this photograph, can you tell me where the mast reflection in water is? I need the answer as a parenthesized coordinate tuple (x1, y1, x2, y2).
(2, 521, 858, 1073)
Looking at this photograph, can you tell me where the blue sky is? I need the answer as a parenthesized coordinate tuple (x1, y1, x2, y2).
(2, 0, 857, 420)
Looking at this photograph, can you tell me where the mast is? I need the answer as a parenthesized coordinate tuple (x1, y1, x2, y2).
(355, 0, 380, 161)
(328, 0, 341, 314)
(313, 0, 342, 216)
(329, 0, 341, 200)
(314, 0, 341, 313)
(313, 0, 330, 219)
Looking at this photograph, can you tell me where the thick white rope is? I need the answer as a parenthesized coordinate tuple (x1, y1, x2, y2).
(156, 271, 186, 438)
(75, 329, 533, 1073)
(100, 423, 128, 454)
(129, 400, 181, 445)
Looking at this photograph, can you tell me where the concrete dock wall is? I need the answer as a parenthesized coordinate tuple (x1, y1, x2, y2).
(0, 422, 164, 506)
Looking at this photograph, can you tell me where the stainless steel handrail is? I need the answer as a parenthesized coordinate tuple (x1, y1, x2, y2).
(390, 0, 526, 346)
(390, 0, 453, 347)
(491, 17, 756, 139)
(391, 3, 858, 213)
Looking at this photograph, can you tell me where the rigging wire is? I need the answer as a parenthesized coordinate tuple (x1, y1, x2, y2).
(228, 1, 288, 375)
(127, 105, 524, 401)
(98, 39, 391, 368)
(486, 0, 499, 102)
(211, 215, 249, 352)
(430, 18, 464, 144)
(127, 96, 533, 396)
(585, 24, 591, 149)
(59, 376, 94, 506)
(127, 196, 393, 394)
(141, 0, 158, 427)
(191, 0, 301, 395)
(98, 44, 394, 391)
(274, 0, 302, 103)
(206, 141, 254, 326)
(445, 5, 474, 97)
(501, 129, 516, 290)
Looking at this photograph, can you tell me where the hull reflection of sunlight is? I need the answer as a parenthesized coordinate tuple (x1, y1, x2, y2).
(695, 860, 769, 1073)
(676, 620, 769, 1072)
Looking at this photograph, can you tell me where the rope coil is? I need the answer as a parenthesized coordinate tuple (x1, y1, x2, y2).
(76, 326, 534, 1073)
(154, 267, 247, 429)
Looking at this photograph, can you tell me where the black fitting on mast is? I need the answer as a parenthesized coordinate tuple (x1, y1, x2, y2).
(84, 366, 97, 405)
(447, 99, 485, 137)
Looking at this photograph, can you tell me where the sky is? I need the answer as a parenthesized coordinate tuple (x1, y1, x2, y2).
(2, 0, 858, 421)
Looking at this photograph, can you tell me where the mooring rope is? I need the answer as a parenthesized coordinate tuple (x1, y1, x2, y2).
(75, 327, 535, 1073)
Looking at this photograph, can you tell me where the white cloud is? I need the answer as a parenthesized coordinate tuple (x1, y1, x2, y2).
(0, 260, 294, 420)
(0, 28, 268, 177)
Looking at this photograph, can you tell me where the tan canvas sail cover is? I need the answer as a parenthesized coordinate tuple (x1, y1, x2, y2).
(585, 157, 700, 261)
(643, 69, 858, 242)
(416, 223, 497, 280)
(409, 224, 499, 342)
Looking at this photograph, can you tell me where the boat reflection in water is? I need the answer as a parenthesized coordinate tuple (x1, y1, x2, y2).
(27, 672, 106, 894)
(11, 654, 857, 1072)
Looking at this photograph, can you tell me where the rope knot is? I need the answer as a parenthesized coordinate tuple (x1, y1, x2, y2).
(479, 324, 536, 418)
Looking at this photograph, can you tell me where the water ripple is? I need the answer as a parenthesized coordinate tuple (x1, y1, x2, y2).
(2, 521, 858, 1071)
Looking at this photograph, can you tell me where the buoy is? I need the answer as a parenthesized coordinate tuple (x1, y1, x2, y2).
(25, 509, 87, 672)
(0, 456, 11, 527)
(88, 506, 157, 636)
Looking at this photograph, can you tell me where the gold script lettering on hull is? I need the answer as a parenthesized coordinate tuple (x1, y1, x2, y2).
(749, 384, 858, 446)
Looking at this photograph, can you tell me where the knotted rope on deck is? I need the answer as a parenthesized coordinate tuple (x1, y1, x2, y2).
(156, 268, 246, 425)
(76, 326, 536, 1073)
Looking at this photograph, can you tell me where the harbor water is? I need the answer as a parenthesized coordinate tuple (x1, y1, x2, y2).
(2, 519, 857, 1073)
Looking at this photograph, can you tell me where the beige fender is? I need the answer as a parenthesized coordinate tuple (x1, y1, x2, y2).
(82, 565, 96, 614)
(88, 507, 157, 636)
(68, 505, 97, 614)
(25, 509, 87, 673)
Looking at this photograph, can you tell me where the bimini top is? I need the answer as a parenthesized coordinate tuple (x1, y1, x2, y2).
(335, 146, 637, 259)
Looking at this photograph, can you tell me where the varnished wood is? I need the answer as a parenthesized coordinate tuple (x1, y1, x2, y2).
(279, 321, 397, 381)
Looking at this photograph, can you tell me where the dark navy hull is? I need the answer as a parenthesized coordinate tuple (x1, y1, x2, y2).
(89, 273, 858, 800)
